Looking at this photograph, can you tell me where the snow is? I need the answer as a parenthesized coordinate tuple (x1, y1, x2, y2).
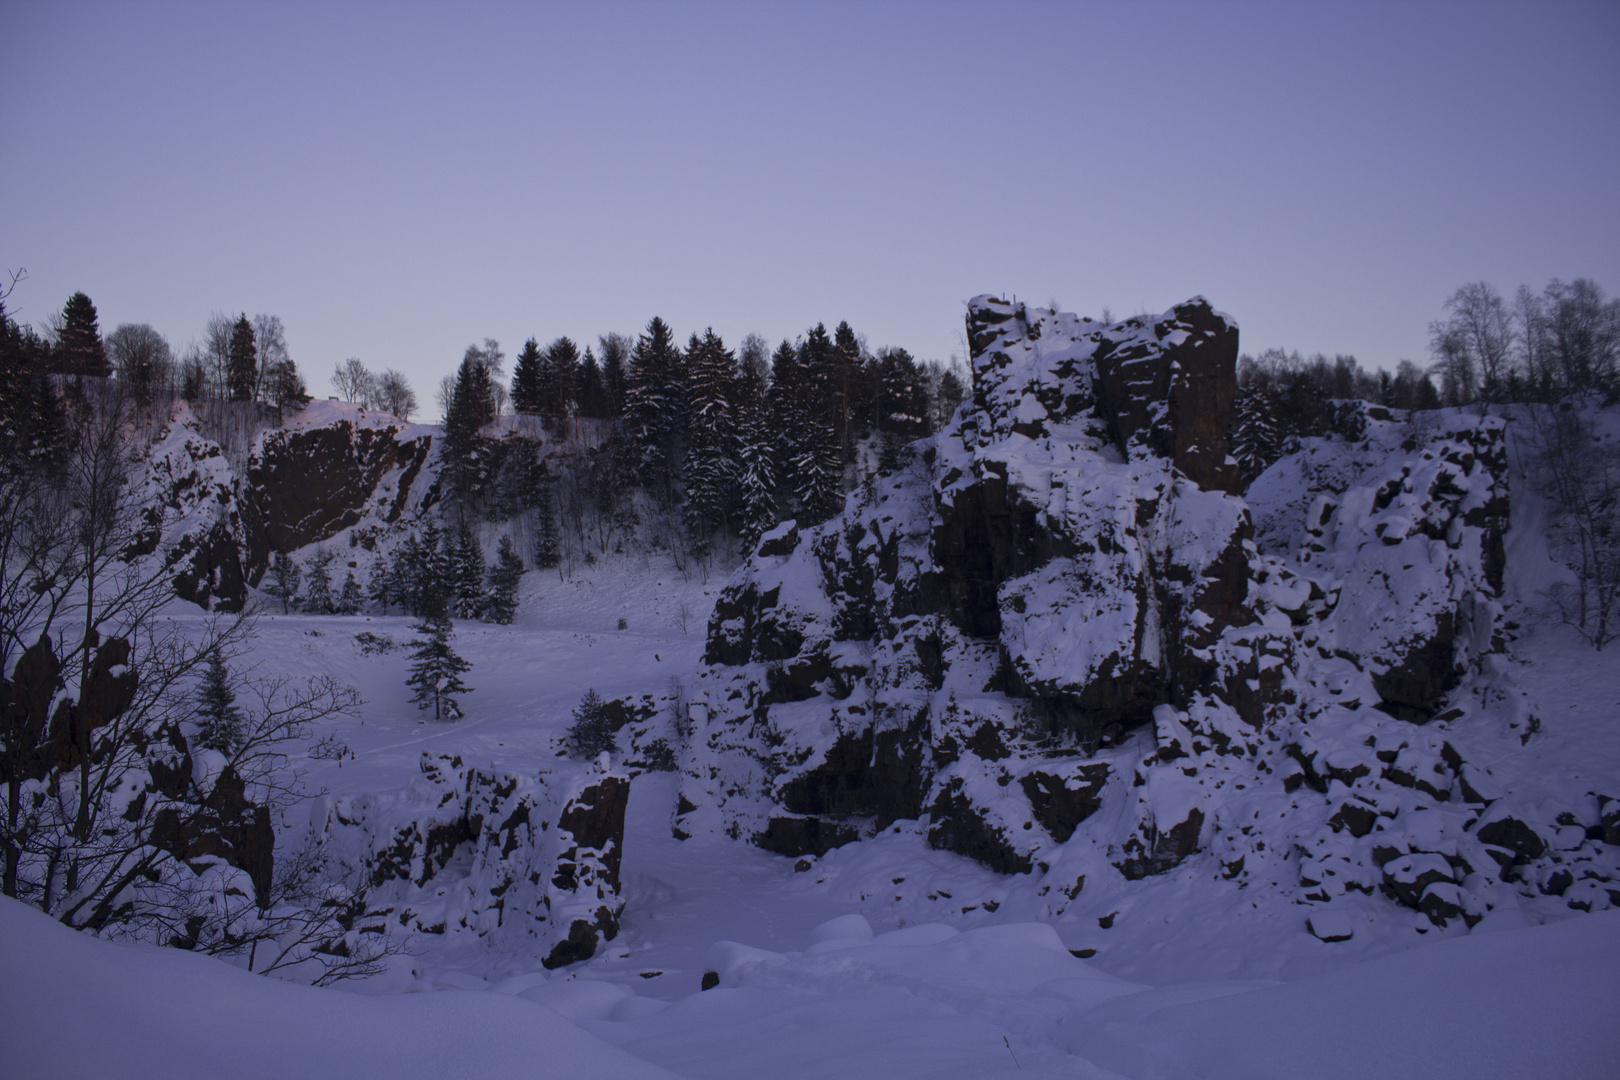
(7, 361, 1620, 1075)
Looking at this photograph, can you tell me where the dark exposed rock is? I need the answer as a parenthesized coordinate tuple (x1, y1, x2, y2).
(926, 778, 1033, 875)
(755, 816, 861, 859)
(1114, 808, 1205, 880)
(242, 417, 432, 580)
(1477, 816, 1547, 866)
(1019, 764, 1109, 843)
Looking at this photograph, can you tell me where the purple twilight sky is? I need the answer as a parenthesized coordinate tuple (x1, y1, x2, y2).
(3, 0, 1617, 414)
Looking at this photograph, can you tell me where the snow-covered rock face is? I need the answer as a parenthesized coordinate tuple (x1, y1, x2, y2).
(680, 296, 1257, 860)
(312, 753, 630, 969)
(674, 297, 1603, 934)
(241, 405, 436, 581)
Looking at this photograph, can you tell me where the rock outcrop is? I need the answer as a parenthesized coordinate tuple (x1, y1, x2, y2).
(673, 295, 1608, 931)
(313, 753, 630, 967)
(240, 409, 436, 581)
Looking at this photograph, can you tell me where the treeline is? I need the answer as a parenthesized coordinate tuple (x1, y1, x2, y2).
(434, 318, 965, 568)
(1231, 277, 1620, 486)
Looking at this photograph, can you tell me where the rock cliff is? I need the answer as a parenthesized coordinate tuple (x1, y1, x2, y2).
(674, 297, 1615, 929)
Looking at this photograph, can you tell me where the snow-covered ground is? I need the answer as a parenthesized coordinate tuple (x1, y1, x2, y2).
(6, 439, 1620, 1077)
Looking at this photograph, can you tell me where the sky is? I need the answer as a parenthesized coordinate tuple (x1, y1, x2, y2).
(2, 0, 1617, 415)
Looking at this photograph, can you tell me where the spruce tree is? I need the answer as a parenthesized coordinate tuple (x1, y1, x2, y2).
(683, 327, 736, 549)
(195, 651, 246, 754)
(511, 337, 544, 415)
(598, 333, 629, 420)
(337, 568, 363, 614)
(227, 315, 258, 401)
(367, 555, 392, 614)
(265, 550, 301, 613)
(304, 548, 335, 614)
(54, 291, 109, 377)
(441, 344, 499, 506)
(564, 689, 617, 759)
(541, 336, 580, 425)
(736, 396, 779, 549)
(486, 534, 524, 624)
(533, 484, 561, 575)
(622, 317, 682, 489)
(405, 610, 472, 721)
(577, 346, 605, 419)
(452, 519, 486, 619)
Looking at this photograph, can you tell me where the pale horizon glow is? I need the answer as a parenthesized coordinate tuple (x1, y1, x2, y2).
(2, 0, 1617, 416)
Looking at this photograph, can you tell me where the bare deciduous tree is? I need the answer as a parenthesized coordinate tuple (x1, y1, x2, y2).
(375, 368, 417, 421)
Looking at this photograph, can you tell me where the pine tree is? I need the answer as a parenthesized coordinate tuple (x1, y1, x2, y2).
(304, 547, 335, 614)
(533, 484, 561, 575)
(337, 568, 363, 615)
(541, 336, 580, 425)
(511, 337, 544, 415)
(452, 520, 486, 619)
(831, 320, 865, 460)
(195, 651, 246, 754)
(564, 688, 617, 759)
(54, 291, 109, 377)
(577, 346, 605, 419)
(265, 551, 301, 613)
(1231, 384, 1279, 486)
(0, 308, 68, 478)
(486, 534, 524, 624)
(622, 317, 682, 490)
(736, 395, 779, 549)
(878, 346, 927, 473)
(790, 326, 843, 523)
(683, 327, 735, 548)
(227, 315, 258, 402)
(598, 333, 630, 420)
(441, 343, 499, 506)
(405, 611, 472, 721)
(367, 555, 392, 614)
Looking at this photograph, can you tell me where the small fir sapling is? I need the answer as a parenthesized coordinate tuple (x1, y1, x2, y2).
(195, 651, 246, 754)
(486, 534, 524, 624)
(405, 605, 472, 721)
(266, 550, 301, 613)
(564, 689, 617, 759)
(304, 547, 335, 614)
(337, 569, 363, 615)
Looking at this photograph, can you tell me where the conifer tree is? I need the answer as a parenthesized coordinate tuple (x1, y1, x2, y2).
(1231, 384, 1280, 486)
(452, 520, 486, 619)
(622, 317, 683, 490)
(441, 343, 500, 506)
(0, 302, 68, 479)
(405, 609, 472, 721)
(541, 337, 580, 424)
(54, 291, 109, 377)
(265, 551, 301, 613)
(877, 346, 927, 473)
(227, 315, 258, 402)
(304, 547, 335, 614)
(564, 689, 617, 759)
(683, 327, 735, 549)
(736, 397, 779, 548)
(533, 483, 561, 576)
(486, 534, 524, 624)
(577, 346, 605, 419)
(598, 333, 630, 420)
(367, 555, 392, 614)
(337, 568, 363, 615)
(194, 651, 246, 754)
(511, 337, 544, 415)
(790, 326, 843, 522)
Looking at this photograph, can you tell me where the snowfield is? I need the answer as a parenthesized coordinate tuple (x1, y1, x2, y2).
(4, 530, 1620, 1078)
